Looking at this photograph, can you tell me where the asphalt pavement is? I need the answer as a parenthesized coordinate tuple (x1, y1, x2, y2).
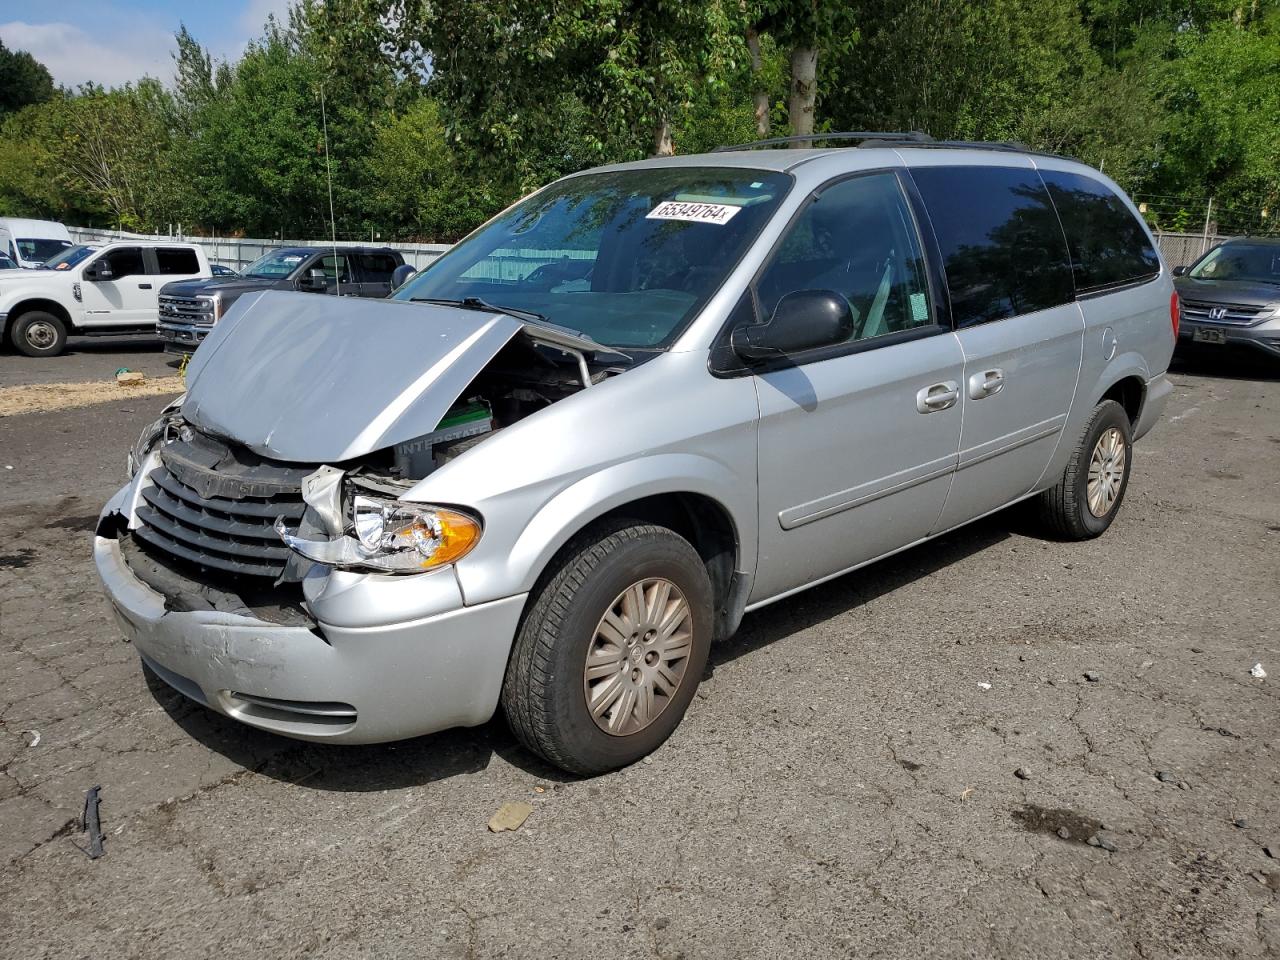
(1, 347, 1278, 959)
(0, 338, 178, 388)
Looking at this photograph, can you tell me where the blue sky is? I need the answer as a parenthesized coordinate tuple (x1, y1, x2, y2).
(0, 0, 293, 88)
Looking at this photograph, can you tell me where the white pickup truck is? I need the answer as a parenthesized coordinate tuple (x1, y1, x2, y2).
(0, 241, 211, 357)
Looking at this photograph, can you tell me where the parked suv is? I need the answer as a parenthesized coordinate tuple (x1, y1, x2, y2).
(0, 241, 210, 356)
(96, 136, 1175, 775)
(156, 246, 406, 354)
(1173, 236, 1280, 360)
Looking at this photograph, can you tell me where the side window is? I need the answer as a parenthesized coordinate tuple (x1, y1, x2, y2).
(1040, 170, 1160, 293)
(319, 255, 352, 283)
(99, 247, 145, 279)
(911, 166, 1074, 327)
(755, 172, 934, 345)
(155, 247, 200, 275)
(356, 253, 398, 281)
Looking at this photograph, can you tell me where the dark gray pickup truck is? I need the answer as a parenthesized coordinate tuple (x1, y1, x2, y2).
(157, 246, 406, 354)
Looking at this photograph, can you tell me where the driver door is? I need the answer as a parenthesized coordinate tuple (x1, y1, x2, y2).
(744, 171, 965, 603)
(78, 247, 152, 328)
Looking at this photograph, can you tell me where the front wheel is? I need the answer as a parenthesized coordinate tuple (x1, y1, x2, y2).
(502, 522, 713, 776)
(1035, 399, 1133, 539)
(11, 311, 68, 357)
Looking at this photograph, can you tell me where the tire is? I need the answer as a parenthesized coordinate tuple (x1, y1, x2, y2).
(11, 311, 68, 357)
(502, 522, 714, 776)
(1035, 399, 1133, 540)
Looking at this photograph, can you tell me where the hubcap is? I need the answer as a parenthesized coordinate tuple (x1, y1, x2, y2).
(1086, 427, 1126, 518)
(26, 321, 56, 350)
(583, 578, 693, 737)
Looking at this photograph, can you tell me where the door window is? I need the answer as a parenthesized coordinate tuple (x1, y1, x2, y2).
(910, 166, 1074, 327)
(95, 247, 145, 279)
(1039, 171, 1160, 293)
(155, 247, 200, 275)
(318, 255, 353, 283)
(356, 253, 398, 282)
(755, 172, 934, 345)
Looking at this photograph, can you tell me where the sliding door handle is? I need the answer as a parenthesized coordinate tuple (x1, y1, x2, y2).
(968, 368, 1005, 399)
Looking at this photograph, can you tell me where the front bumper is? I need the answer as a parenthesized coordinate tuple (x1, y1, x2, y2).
(94, 488, 526, 744)
(1177, 317, 1280, 359)
(156, 320, 210, 355)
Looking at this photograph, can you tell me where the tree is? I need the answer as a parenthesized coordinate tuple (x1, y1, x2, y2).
(1149, 9, 1280, 211)
(0, 41, 55, 118)
(365, 97, 499, 240)
(751, 1, 853, 143)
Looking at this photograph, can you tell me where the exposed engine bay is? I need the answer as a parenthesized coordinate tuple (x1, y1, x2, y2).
(378, 337, 627, 484)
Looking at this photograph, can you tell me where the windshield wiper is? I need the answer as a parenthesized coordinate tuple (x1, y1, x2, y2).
(411, 296, 550, 326)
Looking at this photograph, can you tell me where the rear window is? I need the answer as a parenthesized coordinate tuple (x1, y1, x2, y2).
(911, 166, 1074, 327)
(1040, 171, 1160, 293)
(155, 247, 200, 275)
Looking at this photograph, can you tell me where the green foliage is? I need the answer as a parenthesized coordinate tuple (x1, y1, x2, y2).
(0, 0, 1275, 239)
(0, 40, 55, 118)
(1150, 9, 1280, 210)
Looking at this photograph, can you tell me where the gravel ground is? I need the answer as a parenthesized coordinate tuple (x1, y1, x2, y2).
(0, 348, 1278, 960)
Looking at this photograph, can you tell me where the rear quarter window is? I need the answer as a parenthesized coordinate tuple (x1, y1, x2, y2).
(1040, 171, 1160, 293)
(910, 165, 1074, 327)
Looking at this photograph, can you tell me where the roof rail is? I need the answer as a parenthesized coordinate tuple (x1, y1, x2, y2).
(712, 131, 933, 152)
(712, 131, 1070, 161)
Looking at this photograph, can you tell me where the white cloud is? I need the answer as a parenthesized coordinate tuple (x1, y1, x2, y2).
(0, 19, 176, 88)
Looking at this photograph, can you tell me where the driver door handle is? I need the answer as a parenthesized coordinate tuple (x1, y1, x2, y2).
(138, 282, 152, 289)
(916, 381, 960, 414)
(968, 368, 1005, 400)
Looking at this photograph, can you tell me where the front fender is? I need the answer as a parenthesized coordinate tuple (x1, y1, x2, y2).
(453, 453, 753, 606)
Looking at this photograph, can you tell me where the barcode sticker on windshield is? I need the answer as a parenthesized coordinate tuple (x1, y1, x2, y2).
(647, 201, 742, 225)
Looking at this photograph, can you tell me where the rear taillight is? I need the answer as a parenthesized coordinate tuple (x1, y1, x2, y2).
(1170, 291, 1180, 340)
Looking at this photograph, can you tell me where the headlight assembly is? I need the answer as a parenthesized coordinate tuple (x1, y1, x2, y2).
(127, 397, 187, 478)
(274, 494, 481, 574)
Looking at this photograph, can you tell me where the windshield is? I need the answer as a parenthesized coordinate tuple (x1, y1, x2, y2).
(17, 237, 72, 263)
(1189, 242, 1280, 284)
(393, 167, 792, 348)
(242, 249, 309, 280)
(40, 244, 97, 270)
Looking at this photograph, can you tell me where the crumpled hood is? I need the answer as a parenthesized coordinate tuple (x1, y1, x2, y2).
(182, 290, 524, 462)
(1174, 277, 1280, 309)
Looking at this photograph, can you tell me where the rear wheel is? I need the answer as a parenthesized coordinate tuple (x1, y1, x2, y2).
(502, 522, 713, 776)
(1035, 399, 1132, 539)
(11, 311, 68, 357)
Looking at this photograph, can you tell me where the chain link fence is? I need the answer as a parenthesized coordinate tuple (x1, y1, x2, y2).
(64, 227, 452, 272)
(63, 223, 1243, 277)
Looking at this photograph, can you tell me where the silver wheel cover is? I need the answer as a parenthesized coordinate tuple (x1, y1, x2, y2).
(583, 578, 693, 736)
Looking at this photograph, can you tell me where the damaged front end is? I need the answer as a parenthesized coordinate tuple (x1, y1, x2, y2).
(92, 291, 623, 742)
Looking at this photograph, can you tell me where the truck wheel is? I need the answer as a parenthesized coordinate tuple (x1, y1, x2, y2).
(1035, 399, 1133, 540)
(502, 522, 713, 776)
(12, 311, 68, 357)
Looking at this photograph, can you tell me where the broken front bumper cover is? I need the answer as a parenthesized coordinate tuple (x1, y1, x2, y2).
(94, 486, 526, 745)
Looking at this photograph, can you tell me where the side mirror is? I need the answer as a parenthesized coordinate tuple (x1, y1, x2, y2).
(299, 267, 327, 291)
(390, 263, 416, 291)
(731, 289, 855, 363)
(86, 263, 113, 281)
(1172, 265, 1188, 277)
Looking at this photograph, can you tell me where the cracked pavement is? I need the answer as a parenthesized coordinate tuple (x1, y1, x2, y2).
(1, 348, 1278, 959)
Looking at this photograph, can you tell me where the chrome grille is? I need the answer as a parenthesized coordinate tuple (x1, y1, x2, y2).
(133, 436, 307, 579)
(1180, 298, 1268, 326)
(159, 295, 215, 326)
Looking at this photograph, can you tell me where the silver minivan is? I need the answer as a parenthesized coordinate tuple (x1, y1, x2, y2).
(95, 135, 1176, 774)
